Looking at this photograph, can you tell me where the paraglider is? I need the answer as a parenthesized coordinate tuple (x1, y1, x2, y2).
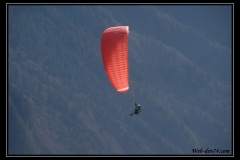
(101, 26, 142, 116)
(130, 102, 141, 116)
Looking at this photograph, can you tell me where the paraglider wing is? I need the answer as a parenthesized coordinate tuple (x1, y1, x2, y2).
(101, 26, 129, 93)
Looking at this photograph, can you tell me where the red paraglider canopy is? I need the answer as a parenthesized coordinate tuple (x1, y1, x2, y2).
(101, 26, 129, 93)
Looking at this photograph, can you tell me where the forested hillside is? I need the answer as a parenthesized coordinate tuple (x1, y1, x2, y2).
(8, 5, 232, 155)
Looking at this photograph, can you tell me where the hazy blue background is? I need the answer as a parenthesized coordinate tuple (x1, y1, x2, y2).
(8, 5, 232, 155)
